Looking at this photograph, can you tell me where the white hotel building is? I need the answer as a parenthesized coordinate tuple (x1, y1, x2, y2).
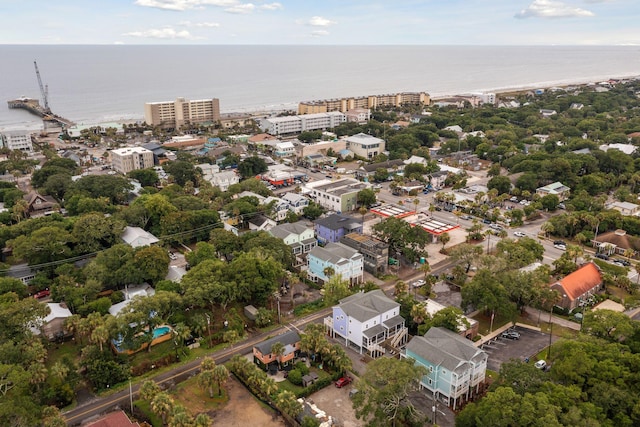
(259, 112, 346, 136)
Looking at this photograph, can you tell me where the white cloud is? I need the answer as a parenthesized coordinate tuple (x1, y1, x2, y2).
(179, 20, 220, 27)
(123, 27, 198, 39)
(225, 3, 255, 14)
(259, 2, 283, 11)
(311, 30, 330, 37)
(135, 0, 238, 12)
(308, 16, 337, 27)
(515, 0, 595, 18)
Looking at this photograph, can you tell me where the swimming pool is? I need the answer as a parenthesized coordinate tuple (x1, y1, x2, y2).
(153, 326, 171, 339)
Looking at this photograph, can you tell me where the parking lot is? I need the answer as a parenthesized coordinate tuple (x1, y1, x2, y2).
(481, 326, 559, 372)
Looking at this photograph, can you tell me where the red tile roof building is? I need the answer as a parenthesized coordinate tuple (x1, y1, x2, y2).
(550, 262, 603, 311)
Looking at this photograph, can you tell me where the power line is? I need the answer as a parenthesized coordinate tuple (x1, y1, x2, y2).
(0, 208, 275, 274)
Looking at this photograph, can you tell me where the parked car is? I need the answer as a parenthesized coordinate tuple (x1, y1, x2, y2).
(33, 289, 50, 299)
(482, 218, 492, 224)
(595, 253, 609, 260)
(553, 240, 566, 246)
(554, 244, 567, 251)
(534, 360, 547, 370)
(514, 231, 526, 238)
(510, 196, 519, 202)
(335, 376, 352, 388)
(501, 330, 521, 340)
(412, 279, 426, 287)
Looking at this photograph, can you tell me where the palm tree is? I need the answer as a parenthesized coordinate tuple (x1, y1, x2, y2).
(394, 280, 408, 296)
(91, 325, 110, 352)
(194, 413, 212, 427)
(270, 341, 285, 370)
(261, 377, 279, 400)
(413, 198, 420, 213)
(200, 357, 216, 373)
(358, 206, 368, 222)
(42, 406, 66, 427)
(540, 221, 554, 239)
(173, 322, 192, 354)
(28, 363, 48, 389)
(50, 361, 69, 382)
(169, 404, 192, 427)
(323, 266, 335, 279)
(212, 364, 229, 397)
(151, 392, 175, 424)
(63, 314, 81, 343)
(439, 232, 450, 250)
(623, 248, 636, 262)
(223, 329, 240, 348)
(139, 380, 161, 402)
(11, 199, 29, 223)
(484, 229, 493, 253)
(300, 323, 329, 363)
(198, 370, 216, 398)
(410, 304, 428, 325)
(275, 390, 303, 418)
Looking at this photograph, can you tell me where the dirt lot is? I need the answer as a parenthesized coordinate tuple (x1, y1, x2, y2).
(211, 376, 285, 427)
(308, 383, 363, 427)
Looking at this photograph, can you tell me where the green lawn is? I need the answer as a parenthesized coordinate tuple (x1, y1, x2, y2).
(277, 367, 332, 395)
(471, 312, 511, 335)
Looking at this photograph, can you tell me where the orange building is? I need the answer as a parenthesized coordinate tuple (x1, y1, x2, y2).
(550, 262, 603, 311)
(253, 330, 301, 371)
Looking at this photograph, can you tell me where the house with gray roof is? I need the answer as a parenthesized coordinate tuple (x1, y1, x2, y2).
(403, 327, 487, 409)
(281, 192, 309, 214)
(314, 213, 362, 244)
(268, 221, 317, 256)
(326, 289, 407, 357)
(355, 159, 406, 180)
(121, 226, 159, 248)
(307, 242, 363, 286)
(253, 330, 301, 371)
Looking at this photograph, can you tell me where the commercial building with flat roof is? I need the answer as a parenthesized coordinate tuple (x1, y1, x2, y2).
(0, 130, 33, 152)
(144, 97, 220, 128)
(110, 146, 154, 174)
(306, 178, 367, 213)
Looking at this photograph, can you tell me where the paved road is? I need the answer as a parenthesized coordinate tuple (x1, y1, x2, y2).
(63, 309, 329, 426)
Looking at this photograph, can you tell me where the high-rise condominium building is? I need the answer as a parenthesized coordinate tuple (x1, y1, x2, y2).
(144, 97, 220, 128)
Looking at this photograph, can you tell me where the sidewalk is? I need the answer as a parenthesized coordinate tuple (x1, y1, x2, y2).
(523, 306, 580, 331)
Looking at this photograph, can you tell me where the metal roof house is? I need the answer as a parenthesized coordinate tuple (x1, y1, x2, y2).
(307, 242, 364, 286)
(326, 290, 407, 358)
(403, 327, 487, 409)
(121, 226, 160, 248)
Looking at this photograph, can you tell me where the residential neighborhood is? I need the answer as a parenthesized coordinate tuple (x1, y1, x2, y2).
(2, 79, 640, 427)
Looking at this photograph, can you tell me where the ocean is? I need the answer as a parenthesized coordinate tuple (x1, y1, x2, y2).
(1, 45, 640, 131)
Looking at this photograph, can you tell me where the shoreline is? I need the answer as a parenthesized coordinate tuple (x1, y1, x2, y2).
(2, 73, 639, 132)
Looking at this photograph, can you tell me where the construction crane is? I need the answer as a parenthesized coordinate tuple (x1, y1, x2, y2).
(33, 60, 50, 114)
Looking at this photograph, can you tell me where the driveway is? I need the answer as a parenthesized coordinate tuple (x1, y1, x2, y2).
(481, 326, 558, 372)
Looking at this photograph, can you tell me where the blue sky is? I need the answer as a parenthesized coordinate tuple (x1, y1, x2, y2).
(1, 0, 638, 45)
